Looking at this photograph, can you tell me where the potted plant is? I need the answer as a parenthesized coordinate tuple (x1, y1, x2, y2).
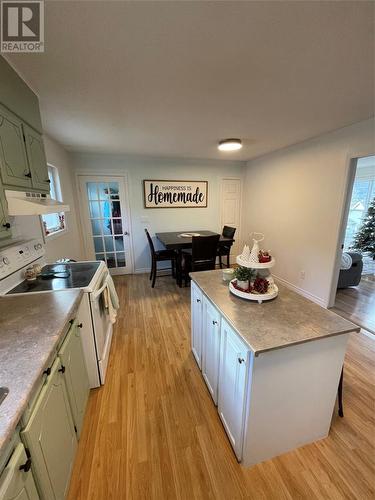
(233, 266, 254, 290)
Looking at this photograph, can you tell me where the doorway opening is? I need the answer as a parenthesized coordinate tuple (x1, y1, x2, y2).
(332, 155, 375, 333)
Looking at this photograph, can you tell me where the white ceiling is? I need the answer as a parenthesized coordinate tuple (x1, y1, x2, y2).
(7, 1, 375, 161)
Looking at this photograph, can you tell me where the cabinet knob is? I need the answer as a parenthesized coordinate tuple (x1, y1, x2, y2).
(19, 457, 32, 473)
(238, 358, 245, 364)
(58, 365, 66, 374)
(24, 172, 32, 178)
(212, 320, 218, 325)
(45, 179, 51, 183)
(43, 367, 51, 376)
(2, 223, 10, 229)
(196, 298, 201, 303)
(77, 323, 83, 328)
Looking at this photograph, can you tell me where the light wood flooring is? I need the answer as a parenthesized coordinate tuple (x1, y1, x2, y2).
(68, 274, 375, 500)
(333, 275, 375, 334)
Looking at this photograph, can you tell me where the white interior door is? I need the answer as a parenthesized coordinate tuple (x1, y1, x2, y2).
(221, 178, 242, 261)
(78, 175, 133, 275)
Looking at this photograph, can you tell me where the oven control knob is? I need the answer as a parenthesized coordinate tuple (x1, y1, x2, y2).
(3, 257, 9, 265)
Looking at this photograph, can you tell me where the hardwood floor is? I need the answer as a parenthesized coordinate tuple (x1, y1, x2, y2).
(333, 275, 375, 334)
(68, 274, 375, 500)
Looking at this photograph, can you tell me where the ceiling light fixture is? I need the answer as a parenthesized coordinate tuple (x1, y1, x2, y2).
(218, 138, 242, 152)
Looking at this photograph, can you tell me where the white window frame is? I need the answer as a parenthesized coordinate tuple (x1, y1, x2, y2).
(40, 164, 67, 239)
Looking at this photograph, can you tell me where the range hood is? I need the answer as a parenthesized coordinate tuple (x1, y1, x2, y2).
(5, 190, 70, 215)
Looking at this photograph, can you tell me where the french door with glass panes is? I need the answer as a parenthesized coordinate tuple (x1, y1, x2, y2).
(78, 176, 133, 274)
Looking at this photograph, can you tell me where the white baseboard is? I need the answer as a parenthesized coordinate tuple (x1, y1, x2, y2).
(134, 268, 150, 274)
(273, 274, 327, 308)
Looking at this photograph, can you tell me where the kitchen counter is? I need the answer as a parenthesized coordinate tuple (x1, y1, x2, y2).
(190, 270, 359, 354)
(0, 289, 83, 455)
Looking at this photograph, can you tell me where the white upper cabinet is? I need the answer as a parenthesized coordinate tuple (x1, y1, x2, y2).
(202, 297, 221, 405)
(218, 318, 250, 461)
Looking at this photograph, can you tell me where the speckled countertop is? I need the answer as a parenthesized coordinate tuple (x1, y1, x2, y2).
(0, 289, 83, 456)
(190, 270, 360, 354)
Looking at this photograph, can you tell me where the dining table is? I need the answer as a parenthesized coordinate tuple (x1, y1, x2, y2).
(155, 230, 235, 287)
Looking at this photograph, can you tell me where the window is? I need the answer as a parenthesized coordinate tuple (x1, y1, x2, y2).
(41, 165, 66, 237)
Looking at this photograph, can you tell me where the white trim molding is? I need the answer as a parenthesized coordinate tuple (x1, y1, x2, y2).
(273, 274, 327, 308)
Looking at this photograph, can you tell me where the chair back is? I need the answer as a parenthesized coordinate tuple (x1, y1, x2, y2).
(145, 229, 156, 257)
(191, 234, 220, 271)
(222, 225, 236, 240)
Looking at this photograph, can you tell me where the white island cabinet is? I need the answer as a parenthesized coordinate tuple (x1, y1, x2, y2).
(190, 270, 359, 466)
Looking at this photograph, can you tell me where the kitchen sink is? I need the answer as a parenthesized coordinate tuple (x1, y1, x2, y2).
(0, 387, 9, 406)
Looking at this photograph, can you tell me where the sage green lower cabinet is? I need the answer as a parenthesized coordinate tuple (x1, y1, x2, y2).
(23, 125, 49, 193)
(58, 322, 90, 437)
(0, 103, 31, 190)
(0, 442, 39, 500)
(21, 358, 77, 500)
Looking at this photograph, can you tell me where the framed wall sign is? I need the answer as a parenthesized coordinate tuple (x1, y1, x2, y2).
(143, 180, 208, 208)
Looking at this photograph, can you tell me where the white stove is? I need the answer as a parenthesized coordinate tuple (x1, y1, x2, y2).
(0, 238, 116, 388)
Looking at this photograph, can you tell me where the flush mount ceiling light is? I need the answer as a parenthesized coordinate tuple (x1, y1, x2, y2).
(218, 138, 242, 152)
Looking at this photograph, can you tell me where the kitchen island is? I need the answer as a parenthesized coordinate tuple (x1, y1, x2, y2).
(190, 270, 360, 466)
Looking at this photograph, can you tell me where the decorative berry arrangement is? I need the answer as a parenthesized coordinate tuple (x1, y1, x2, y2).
(252, 277, 269, 294)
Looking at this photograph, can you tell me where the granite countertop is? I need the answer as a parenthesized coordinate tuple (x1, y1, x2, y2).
(0, 289, 83, 456)
(190, 270, 360, 354)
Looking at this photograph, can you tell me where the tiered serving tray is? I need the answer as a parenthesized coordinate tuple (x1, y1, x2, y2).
(229, 280, 279, 304)
(230, 254, 278, 303)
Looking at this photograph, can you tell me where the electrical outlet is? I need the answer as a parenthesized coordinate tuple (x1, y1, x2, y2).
(300, 270, 306, 280)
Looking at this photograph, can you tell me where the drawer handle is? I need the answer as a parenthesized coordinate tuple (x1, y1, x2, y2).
(212, 320, 218, 325)
(19, 457, 32, 473)
(77, 323, 83, 328)
(43, 367, 51, 376)
(58, 365, 66, 374)
(238, 358, 245, 364)
(196, 298, 201, 303)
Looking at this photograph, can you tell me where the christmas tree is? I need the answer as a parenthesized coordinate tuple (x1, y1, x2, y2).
(351, 197, 375, 259)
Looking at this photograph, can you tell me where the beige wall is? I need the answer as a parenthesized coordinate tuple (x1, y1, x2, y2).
(71, 153, 244, 272)
(242, 118, 375, 307)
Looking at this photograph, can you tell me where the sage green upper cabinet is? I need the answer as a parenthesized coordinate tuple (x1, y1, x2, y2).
(0, 103, 32, 189)
(58, 322, 90, 437)
(0, 181, 10, 239)
(21, 358, 77, 500)
(23, 124, 50, 192)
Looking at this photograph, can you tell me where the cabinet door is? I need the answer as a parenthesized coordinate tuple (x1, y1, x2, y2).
(0, 182, 10, 239)
(58, 322, 90, 437)
(202, 297, 221, 404)
(191, 282, 203, 369)
(0, 442, 39, 500)
(0, 104, 31, 189)
(218, 319, 249, 460)
(21, 358, 77, 500)
(23, 125, 50, 192)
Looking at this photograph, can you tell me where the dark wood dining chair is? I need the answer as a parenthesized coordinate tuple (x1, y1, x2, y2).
(145, 229, 176, 288)
(217, 226, 236, 268)
(182, 234, 220, 286)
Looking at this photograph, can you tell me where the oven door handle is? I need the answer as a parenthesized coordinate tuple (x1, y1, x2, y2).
(91, 276, 109, 301)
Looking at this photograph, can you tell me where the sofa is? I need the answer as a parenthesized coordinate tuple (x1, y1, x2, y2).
(337, 252, 363, 288)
